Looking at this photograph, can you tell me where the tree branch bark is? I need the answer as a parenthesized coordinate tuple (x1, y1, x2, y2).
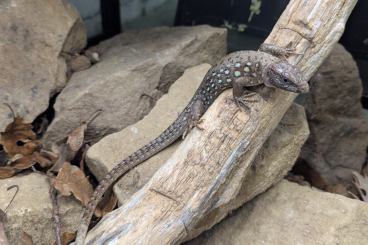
(83, 0, 358, 244)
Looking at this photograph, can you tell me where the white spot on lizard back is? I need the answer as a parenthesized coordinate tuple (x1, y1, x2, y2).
(131, 127, 138, 133)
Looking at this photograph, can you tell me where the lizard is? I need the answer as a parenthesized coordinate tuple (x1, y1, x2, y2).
(75, 43, 309, 245)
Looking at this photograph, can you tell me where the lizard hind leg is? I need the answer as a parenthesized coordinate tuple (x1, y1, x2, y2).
(259, 43, 304, 60)
(182, 99, 205, 139)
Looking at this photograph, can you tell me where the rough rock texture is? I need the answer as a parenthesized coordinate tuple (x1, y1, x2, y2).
(184, 180, 368, 245)
(0, 0, 86, 132)
(301, 44, 368, 184)
(45, 25, 227, 147)
(0, 171, 83, 245)
(86, 62, 309, 241)
(86, 64, 211, 183)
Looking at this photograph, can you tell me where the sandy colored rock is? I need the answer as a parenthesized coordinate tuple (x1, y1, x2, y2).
(70, 55, 91, 72)
(0, 0, 86, 132)
(184, 180, 368, 245)
(301, 43, 368, 184)
(86, 64, 211, 182)
(85, 50, 100, 63)
(0, 172, 83, 245)
(45, 25, 227, 148)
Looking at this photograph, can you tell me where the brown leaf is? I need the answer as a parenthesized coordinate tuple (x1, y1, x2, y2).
(101, 194, 117, 217)
(350, 171, 368, 202)
(0, 152, 52, 178)
(0, 116, 37, 157)
(50, 124, 87, 172)
(94, 185, 117, 218)
(17, 231, 34, 245)
(51, 137, 76, 173)
(49, 110, 100, 172)
(89, 186, 117, 230)
(52, 231, 77, 245)
(67, 122, 87, 152)
(324, 182, 357, 198)
(79, 143, 90, 172)
(52, 162, 93, 206)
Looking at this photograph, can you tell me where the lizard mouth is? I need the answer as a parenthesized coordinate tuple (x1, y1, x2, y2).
(297, 84, 309, 94)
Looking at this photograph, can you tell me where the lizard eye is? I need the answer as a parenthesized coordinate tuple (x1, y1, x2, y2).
(283, 78, 288, 83)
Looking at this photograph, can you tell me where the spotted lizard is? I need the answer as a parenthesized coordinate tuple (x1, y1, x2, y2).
(75, 43, 309, 244)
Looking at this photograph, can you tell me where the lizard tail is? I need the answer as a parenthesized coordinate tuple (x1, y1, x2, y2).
(75, 115, 188, 245)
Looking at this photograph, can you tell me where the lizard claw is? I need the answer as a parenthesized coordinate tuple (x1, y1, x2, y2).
(234, 91, 259, 114)
(182, 118, 205, 139)
(280, 47, 305, 60)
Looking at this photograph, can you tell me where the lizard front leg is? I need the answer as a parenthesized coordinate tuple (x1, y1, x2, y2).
(233, 77, 260, 113)
(182, 99, 205, 139)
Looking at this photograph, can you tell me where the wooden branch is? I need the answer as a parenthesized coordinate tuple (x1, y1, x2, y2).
(83, 0, 357, 244)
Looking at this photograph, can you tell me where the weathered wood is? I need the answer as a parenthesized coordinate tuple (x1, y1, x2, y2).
(83, 0, 357, 244)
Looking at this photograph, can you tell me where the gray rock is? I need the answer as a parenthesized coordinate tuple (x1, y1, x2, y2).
(301, 43, 368, 184)
(86, 64, 211, 182)
(0, 172, 83, 245)
(45, 25, 227, 147)
(184, 180, 368, 245)
(70, 55, 91, 72)
(0, 0, 86, 132)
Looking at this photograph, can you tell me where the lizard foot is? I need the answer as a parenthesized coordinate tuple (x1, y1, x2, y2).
(182, 115, 204, 139)
(234, 92, 258, 114)
(259, 43, 304, 60)
(279, 47, 304, 60)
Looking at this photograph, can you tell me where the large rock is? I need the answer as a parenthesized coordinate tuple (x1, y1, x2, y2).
(301, 44, 368, 184)
(184, 180, 368, 245)
(0, 171, 83, 245)
(86, 64, 211, 182)
(0, 0, 86, 132)
(86, 62, 309, 241)
(45, 25, 227, 147)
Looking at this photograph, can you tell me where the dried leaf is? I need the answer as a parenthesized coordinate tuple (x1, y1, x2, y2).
(0, 116, 37, 157)
(89, 187, 117, 230)
(94, 185, 117, 218)
(79, 143, 90, 172)
(324, 182, 357, 198)
(17, 231, 34, 245)
(51, 137, 76, 173)
(101, 194, 117, 217)
(52, 162, 93, 206)
(350, 171, 368, 202)
(67, 122, 87, 152)
(9, 154, 23, 163)
(52, 231, 77, 245)
(0, 152, 53, 178)
(49, 110, 100, 172)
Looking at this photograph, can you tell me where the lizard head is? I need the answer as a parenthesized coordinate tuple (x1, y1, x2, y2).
(263, 60, 309, 94)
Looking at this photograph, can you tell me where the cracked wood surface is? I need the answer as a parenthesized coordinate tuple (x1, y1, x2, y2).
(83, 0, 358, 244)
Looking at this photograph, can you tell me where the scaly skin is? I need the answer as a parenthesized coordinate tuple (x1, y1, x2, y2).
(75, 44, 309, 245)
